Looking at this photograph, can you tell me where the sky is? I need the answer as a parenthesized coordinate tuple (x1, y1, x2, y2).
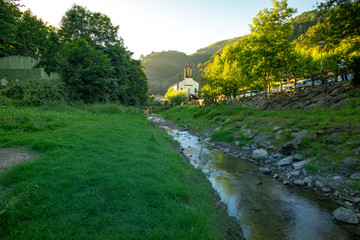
(19, 0, 323, 59)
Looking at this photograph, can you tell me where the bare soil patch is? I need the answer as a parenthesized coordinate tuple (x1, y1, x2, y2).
(0, 148, 33, 173)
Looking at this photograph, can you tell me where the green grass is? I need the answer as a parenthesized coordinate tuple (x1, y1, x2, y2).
(0, 104, 231, 239)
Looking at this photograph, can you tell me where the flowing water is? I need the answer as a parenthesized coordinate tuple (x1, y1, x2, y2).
(148, 115, 358, 240)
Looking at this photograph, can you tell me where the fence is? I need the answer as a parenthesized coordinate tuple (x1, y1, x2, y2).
(272, 71, 351, 94)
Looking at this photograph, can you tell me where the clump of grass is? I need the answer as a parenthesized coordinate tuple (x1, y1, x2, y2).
(304, 163, 319, 173)
(211, 130, 234, 142)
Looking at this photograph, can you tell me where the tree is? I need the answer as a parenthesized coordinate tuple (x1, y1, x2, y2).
(60, 4, 121, 47)
(317, 0, 359, 44)
(58, 38, 114, 103)
(164, 88, 188, 106)
(247, 0, 296, 100)
(0, 0, 21, 56)
(13, 9, 49, 58)
(37, 5, 148, 105)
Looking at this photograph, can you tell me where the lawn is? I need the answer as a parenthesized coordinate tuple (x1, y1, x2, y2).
(0, 104, 233, 239)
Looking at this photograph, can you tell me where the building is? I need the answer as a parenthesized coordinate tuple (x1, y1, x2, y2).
(170, 64, 199, 95)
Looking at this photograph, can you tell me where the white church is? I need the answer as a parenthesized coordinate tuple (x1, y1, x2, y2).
(170, 64, 199, 95)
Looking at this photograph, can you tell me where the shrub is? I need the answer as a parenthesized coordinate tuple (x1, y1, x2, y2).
(165, 88, 188, 106)
(2, 79, 68, 106)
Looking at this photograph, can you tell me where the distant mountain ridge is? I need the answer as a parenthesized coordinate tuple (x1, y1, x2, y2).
(141, 9, 320, 95)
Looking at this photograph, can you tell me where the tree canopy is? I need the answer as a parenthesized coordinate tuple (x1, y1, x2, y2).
(1, 1, 148, 105)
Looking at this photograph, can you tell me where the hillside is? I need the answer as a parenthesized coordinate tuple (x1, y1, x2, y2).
(141, 9, 322, 96)
(141, 36, 250, 95)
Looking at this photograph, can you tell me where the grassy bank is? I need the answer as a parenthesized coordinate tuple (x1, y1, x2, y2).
(159, 102, 360, 188)
(0, 104, 233, 239)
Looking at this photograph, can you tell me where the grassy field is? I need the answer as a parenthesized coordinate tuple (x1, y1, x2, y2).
(0, 104, 235, 239)
(159, 101, 360, 188)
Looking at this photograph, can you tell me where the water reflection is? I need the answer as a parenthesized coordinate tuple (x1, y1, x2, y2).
(155, 122, 354, 240)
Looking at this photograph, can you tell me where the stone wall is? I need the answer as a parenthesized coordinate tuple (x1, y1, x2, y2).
(241, 81, 359, 110)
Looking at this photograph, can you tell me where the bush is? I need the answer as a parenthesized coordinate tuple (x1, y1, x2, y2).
(2, 79, 68, 106)
(165, 88, 188, 106)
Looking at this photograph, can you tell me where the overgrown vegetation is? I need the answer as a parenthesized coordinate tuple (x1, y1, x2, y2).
(0, 104, 234, 239)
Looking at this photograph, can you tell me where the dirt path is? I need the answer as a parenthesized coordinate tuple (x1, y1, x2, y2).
(0, 148, 33, 173)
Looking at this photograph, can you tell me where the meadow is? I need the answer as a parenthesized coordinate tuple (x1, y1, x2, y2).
(0, 104, 234, 239)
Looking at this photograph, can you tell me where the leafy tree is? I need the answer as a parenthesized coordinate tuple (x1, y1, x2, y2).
(13, 9, 49, 58)
(317, 0, 360, 85)
(57, 38, 114, 103)
(246, 0, 296, 100)
(164, 87, 188, 106)
(317, 0, 359, 45)
(36, 5, 148, 105)
(0, 0, 21, 56)
(60, 4, 121, 47)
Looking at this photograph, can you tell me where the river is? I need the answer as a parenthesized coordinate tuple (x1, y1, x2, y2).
(148, 115, 358, 240)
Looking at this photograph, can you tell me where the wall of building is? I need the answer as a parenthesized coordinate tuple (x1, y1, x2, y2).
(177, 78, 199, 95)
(0, 56, 59, 82)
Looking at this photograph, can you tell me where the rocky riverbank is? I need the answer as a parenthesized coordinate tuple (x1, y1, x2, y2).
(195, 123, 360, 227)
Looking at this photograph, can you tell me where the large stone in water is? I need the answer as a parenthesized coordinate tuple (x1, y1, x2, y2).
(259, 167, 271, 174)
(251, 149, 268, 160)
(333, 207, 359, 224)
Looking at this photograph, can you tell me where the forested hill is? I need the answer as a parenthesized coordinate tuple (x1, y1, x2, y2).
(142, 9, 321, 95)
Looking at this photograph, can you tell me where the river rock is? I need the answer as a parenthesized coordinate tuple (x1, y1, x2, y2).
(292, 160, 308, 170)
(276, 156, 293, 166)
(292, 154, 303, 162)
(241, 128, 251, 137)
(279, 137, 302, 155)
(322, 188, 332, 193)
(224, 148, 231, 153)
(251, 149, 268, 160)
(303, 176, 313, 186)
(275, 130, 283, 140)
(315, 180, 324, 188)
(253, 132, 274, 144)
(296, 130, 309, 139)
(294, 180, 305, 185)
(350, 173, 360, 180)
(290, 170, 300, 176)
(259, 167, 272, 174)
(339, 157, 359, 174)
(333, 207, 359, 224)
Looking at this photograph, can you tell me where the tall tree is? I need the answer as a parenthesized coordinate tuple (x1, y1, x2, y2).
(14, 9, 49, 58)
(58, 38, 114, 103)
(60, 4, 121, 47)
(247, 0, 296, 100)
(0, 0, 21, 56)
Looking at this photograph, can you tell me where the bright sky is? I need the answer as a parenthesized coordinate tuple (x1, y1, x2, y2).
(20, 0, 323, 59)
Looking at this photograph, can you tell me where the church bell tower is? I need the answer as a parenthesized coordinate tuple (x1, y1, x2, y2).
(184, 63, 192, 78)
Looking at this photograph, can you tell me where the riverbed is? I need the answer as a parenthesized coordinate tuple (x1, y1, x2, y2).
(148, 115, 358, 240)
